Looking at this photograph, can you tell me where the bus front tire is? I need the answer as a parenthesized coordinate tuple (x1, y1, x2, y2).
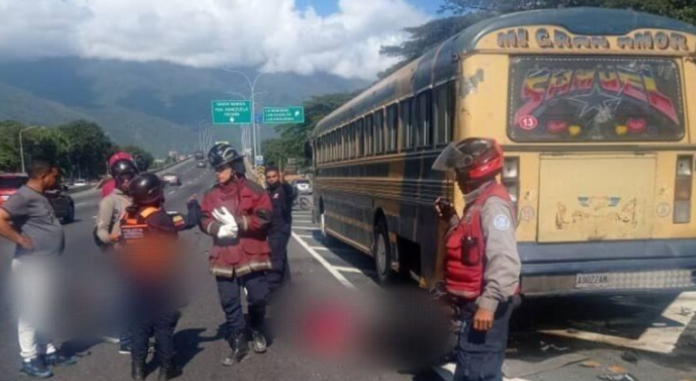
(374, 221, 394, 284)
(320, 213, 334, 244)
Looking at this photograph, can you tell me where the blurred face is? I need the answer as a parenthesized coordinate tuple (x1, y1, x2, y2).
(117, 173, 135, 192)
(41, 167, 60, 191)
(215, 164, 235, 184)
(266, 170, 280, 186)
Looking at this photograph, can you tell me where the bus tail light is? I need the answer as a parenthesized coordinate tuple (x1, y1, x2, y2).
(502, 157, 520, 207)
(674, 155, 693, 224)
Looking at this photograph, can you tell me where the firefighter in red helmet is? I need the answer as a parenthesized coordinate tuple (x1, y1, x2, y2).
(433, 138, 521, 381)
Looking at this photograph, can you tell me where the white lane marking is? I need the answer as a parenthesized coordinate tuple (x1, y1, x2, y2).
(292, 227, 319, 231)
(168, 190, 176, 195)
(74, 202, 88, 207)
(310, 246, 352, 253)
(293, 219, 313, 223)
(291, 232, 356, 290)
(540, 291, 696, 354)
(296, 234, 315, 239)
(333, 266, 376, 275)
(92, 215, 97, 219)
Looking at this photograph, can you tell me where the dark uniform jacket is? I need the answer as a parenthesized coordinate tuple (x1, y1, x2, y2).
(267, 183, 294, 236)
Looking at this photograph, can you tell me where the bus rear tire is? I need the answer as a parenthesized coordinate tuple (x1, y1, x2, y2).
(320, 213, 334, 244)
(374, 221, 394, 284)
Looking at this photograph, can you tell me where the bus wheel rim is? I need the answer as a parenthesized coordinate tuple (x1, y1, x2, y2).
(376, 233, 387, 275)
(321, 214, 326, 236)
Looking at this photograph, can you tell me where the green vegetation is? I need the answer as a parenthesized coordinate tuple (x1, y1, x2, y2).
(0, 120, 154, 178)
(380, 0, 696, 78)
(0, 59, 367, 156)
(262, 92, 355, 171)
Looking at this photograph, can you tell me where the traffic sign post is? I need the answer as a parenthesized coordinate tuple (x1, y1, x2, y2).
(263, 107, 305, 124)
(212, 100, 252, 125)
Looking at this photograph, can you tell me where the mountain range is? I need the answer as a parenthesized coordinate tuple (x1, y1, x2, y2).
(0, 58, 367, 156)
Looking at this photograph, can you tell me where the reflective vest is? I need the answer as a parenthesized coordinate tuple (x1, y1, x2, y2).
(119, 207, 174, 282)
(444, 183, 514, 300)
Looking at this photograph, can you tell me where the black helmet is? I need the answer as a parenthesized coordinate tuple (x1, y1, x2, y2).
(208, 143, 243, 169)
(128, 173, 164, 206)
(110, 159, 139, 179)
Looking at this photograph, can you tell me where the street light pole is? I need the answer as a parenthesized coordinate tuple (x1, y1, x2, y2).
(19, 126, 42, 174)
(222, 69, 270, 167)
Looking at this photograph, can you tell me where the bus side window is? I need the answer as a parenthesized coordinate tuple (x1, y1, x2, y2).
(435, 82, 455, 145)
(387, 104, 398, 153)
(375, 109, 385, 155)
(400, 98, 413, 150)
(416, 90, 433, 148)
(357, 119, 365, 157)
(366, 115, 374, 156)
(343, 126, 349, 161)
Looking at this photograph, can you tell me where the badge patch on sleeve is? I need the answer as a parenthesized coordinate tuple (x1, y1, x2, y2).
(493, 215, 511, 231)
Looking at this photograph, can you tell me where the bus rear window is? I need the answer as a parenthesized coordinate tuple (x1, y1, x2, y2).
(508, 56, 685, 142)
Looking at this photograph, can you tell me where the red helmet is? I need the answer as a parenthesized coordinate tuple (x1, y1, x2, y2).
(108, 152, 134, 169)
(432, 138, 503, 180)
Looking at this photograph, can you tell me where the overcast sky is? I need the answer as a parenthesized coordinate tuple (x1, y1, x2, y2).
(0, 0, 431, 80)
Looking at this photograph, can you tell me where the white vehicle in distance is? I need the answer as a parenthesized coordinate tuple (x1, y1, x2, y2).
(161, 173, 182, 186)
(74, 179, 88, 187)
(293, 179, 312, 195)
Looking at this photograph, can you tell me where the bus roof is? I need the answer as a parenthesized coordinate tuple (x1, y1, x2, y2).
(313, 7, 696, 138)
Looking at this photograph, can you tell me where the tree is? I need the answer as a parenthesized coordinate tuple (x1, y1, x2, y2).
(379, 15, 486, 78)
(382, 0, 696, 73)
(261, 92, 355, 169)
(120, 145, 155, 171)
(57, 120, 115, 179)
(0, 121, 25, 172)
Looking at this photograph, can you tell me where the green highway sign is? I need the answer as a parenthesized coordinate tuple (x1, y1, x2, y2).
(263, 107, 305, 124)
(211, 100, 252, 125)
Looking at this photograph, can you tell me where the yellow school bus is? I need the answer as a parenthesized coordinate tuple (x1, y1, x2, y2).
(311, 8, 696, 295)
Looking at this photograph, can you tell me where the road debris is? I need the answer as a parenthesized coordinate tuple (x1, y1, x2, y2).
(621, 350, 640, 364)
(597, 373, 639, 381)
(540, 341, 569, 352)
(608, 366, 627, 373)
(581, 360, 603, 369)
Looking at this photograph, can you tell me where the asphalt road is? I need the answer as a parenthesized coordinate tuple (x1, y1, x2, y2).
(1, 159, 695, 381)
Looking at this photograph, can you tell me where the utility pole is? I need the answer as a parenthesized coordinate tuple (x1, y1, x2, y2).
(19, 126, 42, 174)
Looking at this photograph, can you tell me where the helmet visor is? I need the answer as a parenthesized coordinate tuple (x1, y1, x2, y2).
(432, 142, 475, 172)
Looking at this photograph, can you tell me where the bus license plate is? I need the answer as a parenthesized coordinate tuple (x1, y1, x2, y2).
(575, 273, 610, 289)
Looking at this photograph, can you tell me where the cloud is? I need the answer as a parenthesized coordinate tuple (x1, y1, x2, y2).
(0, 0, 428, 79)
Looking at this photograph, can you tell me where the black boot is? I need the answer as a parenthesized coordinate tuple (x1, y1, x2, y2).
(157, 361, 181, 381)
(250, 329, 267, 353)
(131, 360, 146, 381)
(221, 331, 248, 366)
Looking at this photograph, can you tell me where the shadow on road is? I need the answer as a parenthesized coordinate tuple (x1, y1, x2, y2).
(174, 326, 225, 369)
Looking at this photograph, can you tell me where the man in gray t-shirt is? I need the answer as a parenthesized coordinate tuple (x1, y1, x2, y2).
(0, 158, 76, 378)
(2, 184, 65, 258)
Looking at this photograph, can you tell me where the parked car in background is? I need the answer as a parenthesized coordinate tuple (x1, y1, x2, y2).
(46, 186, 75, 224)
(196, 161, 206, 169)
(74, 179, 88, 187)
(0, 174, 28, 206)
(0, 174, 75, 223)
(293, 179, 312, 195)
(161, 173, 182, 186)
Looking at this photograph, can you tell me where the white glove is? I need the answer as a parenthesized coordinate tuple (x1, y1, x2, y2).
(212, 207, 237, 225)
(217, 221, 239, 239)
